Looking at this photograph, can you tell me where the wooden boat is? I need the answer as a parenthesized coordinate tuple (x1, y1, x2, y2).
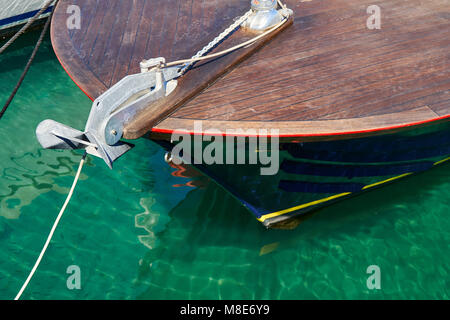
(0, 0, 55, 37)
(40, 0, 449, 228)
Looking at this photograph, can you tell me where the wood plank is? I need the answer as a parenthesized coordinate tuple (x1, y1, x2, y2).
(151, 106, 440, 140)
(50, 0, 450, 140)
(123, 17, 294, 139)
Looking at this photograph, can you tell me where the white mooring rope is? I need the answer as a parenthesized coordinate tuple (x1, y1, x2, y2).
(13, 0, 291, 300)
(166, 18, 289, 69)
(167, 1, 291, 72)
(177, 8, 254, 74)
(14, 153, 87, 300)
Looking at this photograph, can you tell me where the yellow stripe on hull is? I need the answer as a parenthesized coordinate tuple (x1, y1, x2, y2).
(257, 192, 352, 222)
(258, 156, 450, 224)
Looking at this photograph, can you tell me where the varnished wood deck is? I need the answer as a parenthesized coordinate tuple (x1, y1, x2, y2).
(51, 0, 450, 140)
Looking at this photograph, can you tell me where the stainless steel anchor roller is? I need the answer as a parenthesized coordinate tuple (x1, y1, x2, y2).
(36, 1, 293, 169)
(36, 58, 180, 169)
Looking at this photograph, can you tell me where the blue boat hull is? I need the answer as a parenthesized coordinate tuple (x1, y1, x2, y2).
(155, 120, 450, 228)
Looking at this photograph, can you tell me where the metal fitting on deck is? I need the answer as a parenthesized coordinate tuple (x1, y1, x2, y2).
(140, 57, 166, 73)
(243, 0, 292, 31)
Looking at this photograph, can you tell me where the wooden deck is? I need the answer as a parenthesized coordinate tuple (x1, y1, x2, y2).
(51, 0, 450, 140)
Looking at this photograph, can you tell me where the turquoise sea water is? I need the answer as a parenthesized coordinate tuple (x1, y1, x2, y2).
(0, 30, 449, 300)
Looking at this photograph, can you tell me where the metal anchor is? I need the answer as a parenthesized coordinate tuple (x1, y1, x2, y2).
(36, 58, 180, 169)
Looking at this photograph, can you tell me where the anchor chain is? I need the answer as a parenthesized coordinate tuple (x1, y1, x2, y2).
(182, 0, 291, 74)
(179, 9, 254, 74)
(165, 0, 292, 71)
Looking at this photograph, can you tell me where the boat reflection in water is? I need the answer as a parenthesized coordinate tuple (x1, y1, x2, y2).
(135, 161, 210, 250)
(132, 146, 449, 299)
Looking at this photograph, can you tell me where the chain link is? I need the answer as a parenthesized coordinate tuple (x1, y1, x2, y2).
(179, 9, 254, 74)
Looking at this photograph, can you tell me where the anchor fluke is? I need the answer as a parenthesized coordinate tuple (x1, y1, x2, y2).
(35, 58, 179, 169)
(36, 119, 134, 169)
(36, 119, 89, 150)
(84, 131, 133, 169)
